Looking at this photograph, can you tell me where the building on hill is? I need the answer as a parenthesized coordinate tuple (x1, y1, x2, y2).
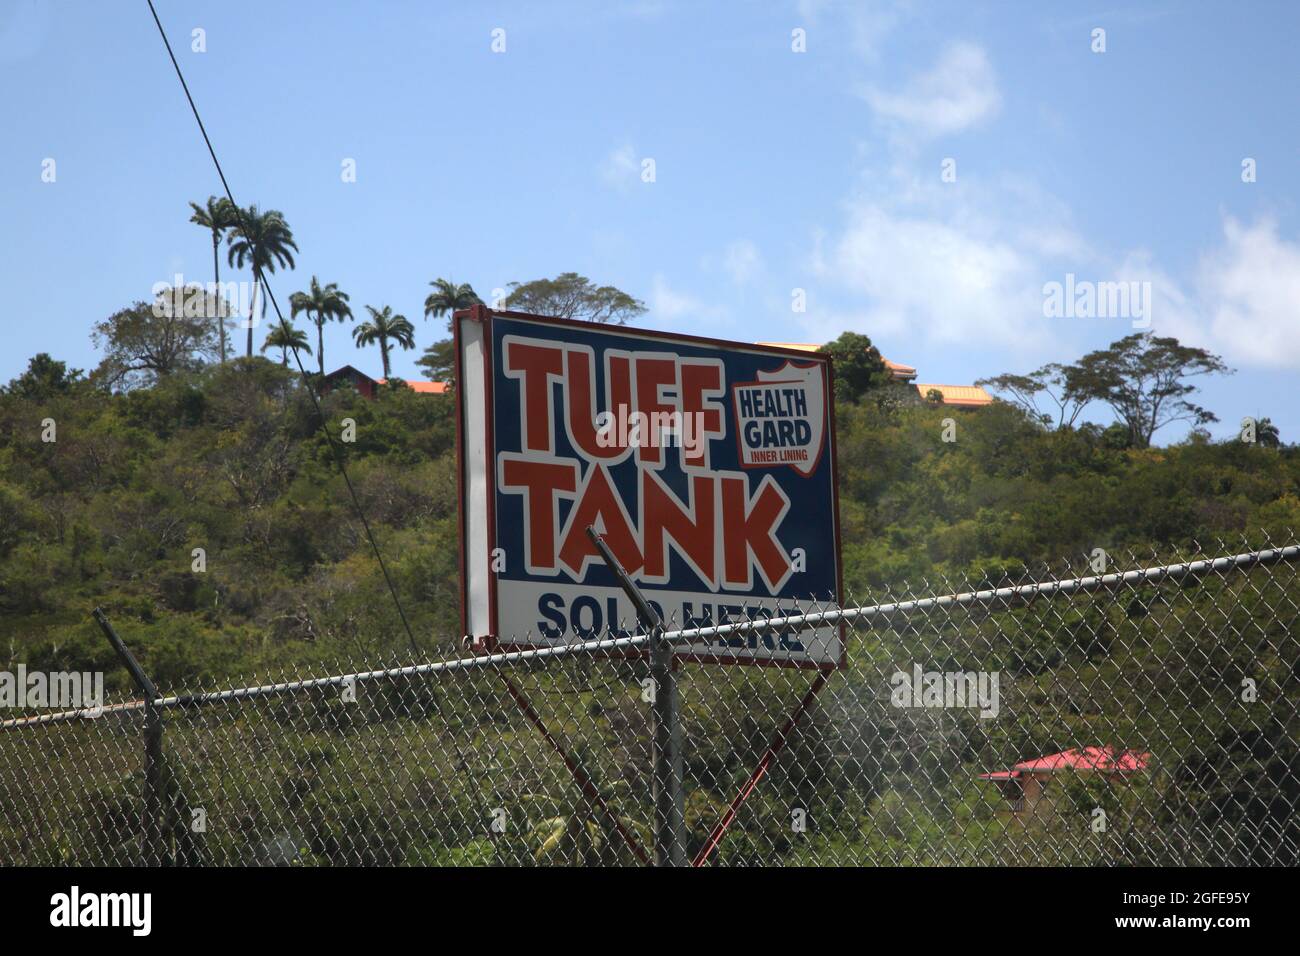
(319, 365, 447, 398)
(377, 377, 447, 394)
(978, 746, 1151, 817)
(914, 383, 992, 408)
(319, 364, 378, 398)
(754, 342, 991, 408)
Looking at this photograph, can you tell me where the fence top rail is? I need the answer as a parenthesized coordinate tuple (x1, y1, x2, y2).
(2, 543, 1295, 729)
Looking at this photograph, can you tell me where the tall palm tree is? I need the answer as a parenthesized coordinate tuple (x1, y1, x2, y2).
(289, 276, 352, 375)
(189, 195, 238, 363)
(352, 305, 415, 379)
(226, 205, 298, 358)
(423, 278, 481, 331)
(262, 323, 312, 366)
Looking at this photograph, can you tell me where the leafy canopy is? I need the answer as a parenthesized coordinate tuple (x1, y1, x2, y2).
(977, 363, 1089, 431)
(353, 305, 416, 378)
(819, 331, 891, 405)
(290, 276, 352, 375)
(226, 205, 298, 277)
(980, 334, 1231, 448)
(91, 290, 221, 390)
(3, 353, 85, 401)
(503, 272, 645, 325)
(1065, 333, 1231, 449)
(424, 279, 481, 332)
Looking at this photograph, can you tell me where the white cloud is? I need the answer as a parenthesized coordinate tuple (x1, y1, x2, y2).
(649, 274, 729, 325)
(859, 41, 1000, 140)
(804, 159, 1087, 353)
(722, 240, 764, 285)
(1083, 218, 1300, 371)
(599, 144, 639, 191)
(1141, 217, 1300, 370)
(797, 0, 912, 59)
(800, 42, 1083, 356)
(1200, 218, 1300, 369)
(814, 198, 1047, 349)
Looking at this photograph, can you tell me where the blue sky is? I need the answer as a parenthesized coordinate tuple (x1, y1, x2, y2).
(3, 0, 1297, 443)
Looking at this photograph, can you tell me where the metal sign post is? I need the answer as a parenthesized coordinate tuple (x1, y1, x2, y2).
(93, 607, 165, 867)
(586, 527, 686, 867)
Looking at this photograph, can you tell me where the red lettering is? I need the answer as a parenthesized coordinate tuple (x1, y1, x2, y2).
(721, 476, 790, 589)
(679, 361, 723, 467)
(559, 465, 643, 576)
(505, 340, 564, 452)
(608, 353, 632, 420)
(565, 349, 625, 460)
(500, 455, 578, 571)
(642, 471, 715, 584)
(634, 357, 677, 465)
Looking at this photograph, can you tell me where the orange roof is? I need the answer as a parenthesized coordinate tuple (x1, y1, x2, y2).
(914, 383, 993, 407)
(377, 378, 448, 394)
(883, 358, 917, 380)
(755, 343, 916, 380)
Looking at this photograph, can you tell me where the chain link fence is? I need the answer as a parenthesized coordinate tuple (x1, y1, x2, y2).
(2, 536, 1297, 866)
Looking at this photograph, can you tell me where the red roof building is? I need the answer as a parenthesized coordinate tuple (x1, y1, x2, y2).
(979, 747, 1151, 815)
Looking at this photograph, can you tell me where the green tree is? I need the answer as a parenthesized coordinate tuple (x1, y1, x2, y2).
(415, 339, 456, 391)
(289, 276, 352, 375)
(423, 278, 481, 331)
(503, 272, 645, 324)
(91, 290, 219, 389)
(262, 323, 312, 366)
(226, 205, 298, 359)
(1100, 421, 1133, 450)
(1064, 333, 1231, 449)
(188, 195, 239, 363)
(977, 363, 1089, 430)
(352, 306, 415, 379)
(819, 331, 890, 405)
(1256, 417, 1281, 448)
(3, 354, 84, 401)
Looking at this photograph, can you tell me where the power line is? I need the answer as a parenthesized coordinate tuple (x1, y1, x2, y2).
(144, 0, 422, 658)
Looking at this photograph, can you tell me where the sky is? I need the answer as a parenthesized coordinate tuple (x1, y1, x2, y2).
(3, 0, 1298, 444)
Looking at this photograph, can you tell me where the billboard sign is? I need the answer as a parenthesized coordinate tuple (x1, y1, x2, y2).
(455, 307, 844, 668)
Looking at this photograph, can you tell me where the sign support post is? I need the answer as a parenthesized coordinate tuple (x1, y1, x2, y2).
(94, 607, 166, 866)
(587, 527, 686, 866)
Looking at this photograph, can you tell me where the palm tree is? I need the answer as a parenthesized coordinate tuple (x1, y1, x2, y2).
(189, 195, 238, 363)
(352, 305, 415, 379)
(262, 323, 312, 366)
(226, 205, 298, 358)
(423, 278, 481, 331)
(1257, 417, 1281, 448)
(289, 276, 352, 375)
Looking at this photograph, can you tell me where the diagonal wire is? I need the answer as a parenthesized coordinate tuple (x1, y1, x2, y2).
(144, 0, 421, 657)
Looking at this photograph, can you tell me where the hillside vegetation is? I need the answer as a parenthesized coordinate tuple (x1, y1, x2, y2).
(1, 353, 1296, 686)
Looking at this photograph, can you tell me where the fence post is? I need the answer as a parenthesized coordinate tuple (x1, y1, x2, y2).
(586, 528, 686, 866)
(93, 608, 166, 867)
